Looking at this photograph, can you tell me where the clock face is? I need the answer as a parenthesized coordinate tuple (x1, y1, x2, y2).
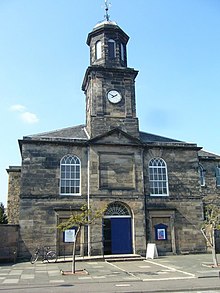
(107, 90, 122, 104)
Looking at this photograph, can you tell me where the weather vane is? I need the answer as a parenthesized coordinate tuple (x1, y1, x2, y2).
(104, 0, 111, 21)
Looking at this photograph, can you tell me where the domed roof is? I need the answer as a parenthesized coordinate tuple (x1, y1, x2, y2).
(93, 20, 118, 30)
(86, 19, 129, 46)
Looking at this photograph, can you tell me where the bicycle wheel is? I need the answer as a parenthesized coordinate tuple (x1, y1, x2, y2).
(46, 251, 57, 263)
(30, 253, 39, 264)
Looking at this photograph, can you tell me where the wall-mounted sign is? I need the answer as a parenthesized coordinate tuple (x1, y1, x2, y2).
(154, 223, 168, 241)
(63, 229, 76, 243)
(157, 228, 166, 240)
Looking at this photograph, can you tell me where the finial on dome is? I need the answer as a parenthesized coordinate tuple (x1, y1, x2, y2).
(93, 1, 117, 29)
(104, 0, 111, 21)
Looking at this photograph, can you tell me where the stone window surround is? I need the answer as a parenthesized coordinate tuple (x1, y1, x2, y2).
(59, 154, 81, 196)
(149, 157, 169, 196)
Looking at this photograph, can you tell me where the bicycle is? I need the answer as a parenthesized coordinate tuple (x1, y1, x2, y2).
(30, 246, 57, 264)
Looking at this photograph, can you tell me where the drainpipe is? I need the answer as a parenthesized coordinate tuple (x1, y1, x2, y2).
(142, 147, 148, 253)
(87, 145, 91, 256)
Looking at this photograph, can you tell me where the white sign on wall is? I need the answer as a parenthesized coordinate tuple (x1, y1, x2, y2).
(64, 229, 76, 243)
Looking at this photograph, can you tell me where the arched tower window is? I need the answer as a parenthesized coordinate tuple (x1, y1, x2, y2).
(60, 155, 81, 195)
(95, 40, 102, 60)
(120, 43, 125, 61)
(216, 166, 220, 187)
(149, 158, 169, 196)
(199, 164, 206, 186)
(108, 39, 116, 59)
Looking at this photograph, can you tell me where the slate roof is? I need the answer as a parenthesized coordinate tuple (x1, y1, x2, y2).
(24, 124, 186, 144)
(23, 124, 88, 140)
(21, 124, 220, 158)
(139, 131, 182, 143)
(22, 124, 198, 146)
(198, 149, 220, 160)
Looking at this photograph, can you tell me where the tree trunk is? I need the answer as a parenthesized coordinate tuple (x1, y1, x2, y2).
(212, 228, 218, 267)
(72, 226, 81, 274)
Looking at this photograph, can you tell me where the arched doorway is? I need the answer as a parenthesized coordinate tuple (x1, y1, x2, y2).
(103, 202, 133, 255)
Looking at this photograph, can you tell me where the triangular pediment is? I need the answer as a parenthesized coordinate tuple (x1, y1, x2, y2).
(89, 128, 141, 145)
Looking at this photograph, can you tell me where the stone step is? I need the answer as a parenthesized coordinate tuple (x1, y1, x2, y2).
(58, 254, 144, 263)
(104, 254, 144, 262)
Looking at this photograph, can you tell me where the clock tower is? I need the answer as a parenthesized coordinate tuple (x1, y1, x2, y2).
(82, 19, 139, 138)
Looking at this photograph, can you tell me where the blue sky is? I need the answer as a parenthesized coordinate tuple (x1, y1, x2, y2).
(1, 0, 220, 206)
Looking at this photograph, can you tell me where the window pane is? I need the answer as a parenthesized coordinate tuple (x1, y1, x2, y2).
(108, 40, 115, 59)
(65, 157, 71, 164)
(120, 43, 125, 61)
(61, 180, 65, 187)
(217, 176, 220, 187)
(96, 41, 102, 59)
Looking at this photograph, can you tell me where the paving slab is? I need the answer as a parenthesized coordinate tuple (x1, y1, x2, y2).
(0, 253, 220, 288)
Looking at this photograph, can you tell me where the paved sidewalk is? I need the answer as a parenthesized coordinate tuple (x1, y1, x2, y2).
(0, 253, 220, 287)
(148, 253, 220, 279)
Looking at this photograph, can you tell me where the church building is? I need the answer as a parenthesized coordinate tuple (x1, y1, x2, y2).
(7, 13, 220, 259)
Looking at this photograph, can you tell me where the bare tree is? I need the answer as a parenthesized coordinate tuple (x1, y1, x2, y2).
(57, 204, 106, 274)
(201, 196, 220, 267)
(0, 203, 8, 224)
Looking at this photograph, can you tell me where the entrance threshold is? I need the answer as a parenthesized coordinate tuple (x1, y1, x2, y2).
(57, 254, 143, 263)
(104, 254, 144, 262)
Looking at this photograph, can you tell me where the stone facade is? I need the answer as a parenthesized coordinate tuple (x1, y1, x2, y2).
(7, 20, 220, 259)
(0, 225, 19, 262)
(6, 166, 21, 225)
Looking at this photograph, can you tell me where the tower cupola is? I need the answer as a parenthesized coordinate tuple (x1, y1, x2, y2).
(87, 21, 129, 68)
(82, 4, 139, 139)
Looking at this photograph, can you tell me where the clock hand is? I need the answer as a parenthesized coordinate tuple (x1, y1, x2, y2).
(110, 93, 117, 98)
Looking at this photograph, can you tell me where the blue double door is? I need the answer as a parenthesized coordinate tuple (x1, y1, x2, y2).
(103, 217, 132, 254)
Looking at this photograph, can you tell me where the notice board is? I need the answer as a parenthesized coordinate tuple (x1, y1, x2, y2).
(146, 243, 158, 259)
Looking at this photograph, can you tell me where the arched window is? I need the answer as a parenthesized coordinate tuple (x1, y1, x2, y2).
(108, 39, 116, 59)
(120, 43, 125, 61)
(216, 166, 220, 187)
(149, 158, 169, 196)
(60, 155, 81, 195)
(104, 202, 130, 216)
(95, 40, 102, 60)
(199, 164, 206, 186)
